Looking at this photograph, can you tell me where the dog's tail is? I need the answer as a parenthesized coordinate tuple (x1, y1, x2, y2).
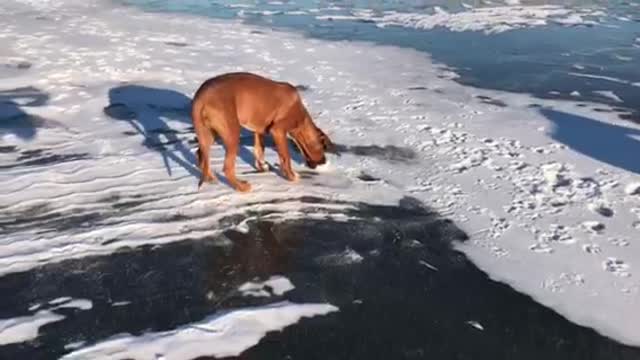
(191, 95, 214, 188)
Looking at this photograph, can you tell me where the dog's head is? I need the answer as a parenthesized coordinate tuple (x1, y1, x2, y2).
(291, 117, 336, 169)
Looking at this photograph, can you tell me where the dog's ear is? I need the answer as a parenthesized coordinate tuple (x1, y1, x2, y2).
(318, 128, 338, 154)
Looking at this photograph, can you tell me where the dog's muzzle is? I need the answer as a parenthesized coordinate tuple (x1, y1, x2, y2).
(306, 156, 326, 169)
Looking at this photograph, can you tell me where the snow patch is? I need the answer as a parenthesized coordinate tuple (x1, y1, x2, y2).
(593, 90, 623, 103)
(0, 311, 65, 346)
(624, 182, 640, 196)
(111, 301, 131, 307)
(0, 297, 93, 345)
(60, 302, 338, 360)
(315, 248, 364, 266)
(466, 320, 484, 330)
(238, 276, 295, 297)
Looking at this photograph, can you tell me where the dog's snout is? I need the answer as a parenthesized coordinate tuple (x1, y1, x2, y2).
(305, 156, 325, 170)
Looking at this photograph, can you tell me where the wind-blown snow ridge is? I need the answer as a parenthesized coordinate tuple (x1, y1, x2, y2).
(60, 301, 338, 360)
(317, 5, 605, 34)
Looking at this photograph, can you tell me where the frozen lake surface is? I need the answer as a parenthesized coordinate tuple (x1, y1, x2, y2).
(2, 0, 640, 358)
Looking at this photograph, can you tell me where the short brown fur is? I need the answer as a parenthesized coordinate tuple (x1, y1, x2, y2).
(191, 72, 334, 192)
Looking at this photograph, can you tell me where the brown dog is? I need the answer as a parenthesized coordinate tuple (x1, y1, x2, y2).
(191, 72, 334, 192)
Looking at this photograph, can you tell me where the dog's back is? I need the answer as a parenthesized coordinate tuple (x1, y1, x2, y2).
(193, 72, 300, 127)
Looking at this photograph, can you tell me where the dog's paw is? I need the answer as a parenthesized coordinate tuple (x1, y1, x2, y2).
(255, 160, 269, 172)
(235, 180, 252, 193)
(289, 171, 300, 183)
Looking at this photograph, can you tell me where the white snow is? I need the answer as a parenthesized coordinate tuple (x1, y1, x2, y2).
(419, 260, 439, 271)
(57, 299, 93, 310)
(315, 247, 365, 266)
(1, 0, 640, 353)
(625, 182, 640, 195)
(111, 301, 131, 307)
(49, 297, 73, 305)
(0, 297, 92, 345)
(64, 341, 87, 350)
(227, 4, 253, 8)
(593, 90, 624, 103)
(0, 311, 65, 346)
(466, 320, 485, 330)
(552, 14, 593, 26)
(569, 72, 640, 87)
(317, 5, 605, 34)
(238, 276, 295, 297)
(60, 301, 338, 360)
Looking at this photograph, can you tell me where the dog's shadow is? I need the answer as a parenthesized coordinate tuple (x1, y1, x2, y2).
(332, 143, 416, 163)
(105, 85, 201, 178)
(0, 86, 50, 141)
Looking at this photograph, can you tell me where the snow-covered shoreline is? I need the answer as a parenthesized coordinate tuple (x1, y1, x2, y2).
(1, 0, 640, 354)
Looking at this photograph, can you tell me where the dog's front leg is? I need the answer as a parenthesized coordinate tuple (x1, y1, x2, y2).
(254, 132, 268, 172)
(271, 129, 299, 182)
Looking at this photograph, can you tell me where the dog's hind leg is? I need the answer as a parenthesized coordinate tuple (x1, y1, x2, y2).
(218, 116, 251, 192)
